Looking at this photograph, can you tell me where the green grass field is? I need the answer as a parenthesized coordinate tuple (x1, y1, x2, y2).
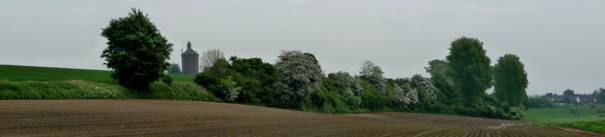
(0, 64, 194, 83)
(0, 64, 218, 101)
(527, 105, 605, 133)
(527, 105, 605, 124)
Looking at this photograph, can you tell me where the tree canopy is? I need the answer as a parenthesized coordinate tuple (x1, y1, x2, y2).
(101, 9, 172, 90)
(360, 61, 386, 90)
(446, 37, 492, 106)
(493, 54, 528, 107)
(274, 50, 323, 108)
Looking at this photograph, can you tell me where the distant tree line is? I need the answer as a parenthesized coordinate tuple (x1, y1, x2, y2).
(528, 88, 605, 108)
(101, 9, 529, 119)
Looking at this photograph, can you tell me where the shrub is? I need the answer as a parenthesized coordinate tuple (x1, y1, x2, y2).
(194, 59, 239, 102)
(161, 76, 173, 85)
(229, 57, 278, 105)
(305, 80, 361, 113)
(148, 81, 220, 101)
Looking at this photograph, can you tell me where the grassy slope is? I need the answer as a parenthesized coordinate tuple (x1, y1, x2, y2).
(0, 64, 218, 101)
(0, 64, 194, 82)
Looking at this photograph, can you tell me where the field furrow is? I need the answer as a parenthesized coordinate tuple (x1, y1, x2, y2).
(0, 100, 602, 137)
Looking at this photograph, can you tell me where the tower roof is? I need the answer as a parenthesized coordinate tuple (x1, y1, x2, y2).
(182, 41, 198, 55)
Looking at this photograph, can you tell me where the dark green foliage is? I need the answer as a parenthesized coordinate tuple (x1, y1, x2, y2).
(194, 57, 280, 104)
(229, 57, 278, 105)
(147, 82, 221, 101)
(426, 60, 455, 102)
(194, 59, 239, 102)
(450, 96, 524, 120)
(446, 37, 492, 106)
(359, 79, 391, 111)
(161, 76, 173, 85)
(423, 37, 528, 119)
(101, 9, 172, 90)
(305, 77, 362, 113)
(494, 54, 528, 107)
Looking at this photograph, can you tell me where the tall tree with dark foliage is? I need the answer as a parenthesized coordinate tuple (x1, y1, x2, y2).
(101, 9, 172, 90)
(494, 54, 528, 107)
(446, 37, 492, 106)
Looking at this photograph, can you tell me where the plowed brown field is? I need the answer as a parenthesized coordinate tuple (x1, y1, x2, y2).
(0, 100, 601, 137)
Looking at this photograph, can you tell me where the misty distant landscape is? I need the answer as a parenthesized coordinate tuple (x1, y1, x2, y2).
(1, 1, 604, 136)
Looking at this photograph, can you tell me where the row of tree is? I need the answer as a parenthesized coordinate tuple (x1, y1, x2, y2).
(425, 37, 528, 119)
(100, 9, 529, 119)
(428, 37, 528, 107)
(527, 88, 605, 108)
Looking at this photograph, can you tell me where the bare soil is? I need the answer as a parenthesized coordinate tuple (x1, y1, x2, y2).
(0, 100, 601, 137)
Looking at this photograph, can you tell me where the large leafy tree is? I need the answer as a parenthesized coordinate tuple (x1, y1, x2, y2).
(493, 54, 528, 107)
(446, 37, 492, 106)
(274, 50, 323, 108)
(101, 9, 172, 90)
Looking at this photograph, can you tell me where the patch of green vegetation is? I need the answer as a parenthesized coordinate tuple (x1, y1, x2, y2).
(0, 80, 219, 101)
(0, 65, 114, 83)
(526, 105, 605, 124)
(0, 65, 217, 102)
(0, 65, 194, 83)
(558, 121, 605, 133)
(526, 105, 605, 133)
(0, 80, 131, 99)
(148, 82, 220, 101)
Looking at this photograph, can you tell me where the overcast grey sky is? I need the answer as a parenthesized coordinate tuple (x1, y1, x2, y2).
(1, 0, 604, 95)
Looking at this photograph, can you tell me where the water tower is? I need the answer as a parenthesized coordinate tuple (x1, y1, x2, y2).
(181, 41, 199, 75)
